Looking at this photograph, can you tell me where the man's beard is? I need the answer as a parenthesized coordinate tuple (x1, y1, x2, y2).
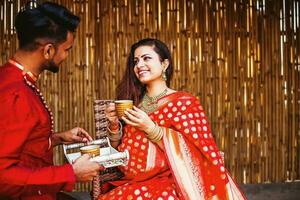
(44, 59, 60, 73)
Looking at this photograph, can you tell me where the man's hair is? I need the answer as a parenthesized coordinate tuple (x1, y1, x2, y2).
(15, 1, 80, 51)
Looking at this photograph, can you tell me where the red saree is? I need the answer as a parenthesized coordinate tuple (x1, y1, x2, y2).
(99, 92, 246, 200)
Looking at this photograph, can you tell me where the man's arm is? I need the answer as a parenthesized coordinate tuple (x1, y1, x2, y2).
(0, 90, 77, 197)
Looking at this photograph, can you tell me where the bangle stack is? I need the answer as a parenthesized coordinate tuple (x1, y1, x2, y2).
(146, 122, 164, 142)
(107, 121, 123, 142)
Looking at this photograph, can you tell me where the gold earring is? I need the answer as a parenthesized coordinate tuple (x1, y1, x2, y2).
(162, 70, 167, 81)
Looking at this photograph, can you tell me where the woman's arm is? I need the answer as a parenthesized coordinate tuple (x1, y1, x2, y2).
(105, 103, 122, 148)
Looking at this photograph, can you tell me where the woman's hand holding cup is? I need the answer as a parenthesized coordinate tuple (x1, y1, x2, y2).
(105, 103, 119, 133)
(122, 106, 155, 133)
(105, 100, 134, 133)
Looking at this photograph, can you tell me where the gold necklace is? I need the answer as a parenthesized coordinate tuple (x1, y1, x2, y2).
(140, 88, 168, 114)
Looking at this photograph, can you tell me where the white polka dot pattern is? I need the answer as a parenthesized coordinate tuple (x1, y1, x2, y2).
(99, 177, 178, 199)
(100, 93, 230, 200)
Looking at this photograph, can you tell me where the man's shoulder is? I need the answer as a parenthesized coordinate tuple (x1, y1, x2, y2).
(0, 66, 31, 102)
(0, 62, 25, 88)
(0, 62, 14, 72)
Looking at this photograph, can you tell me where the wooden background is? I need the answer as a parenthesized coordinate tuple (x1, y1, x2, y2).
(1, 0, 299, 191)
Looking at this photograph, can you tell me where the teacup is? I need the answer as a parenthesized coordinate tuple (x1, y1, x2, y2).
(115, 100, 133, 118)
(80, 145, 100, 157)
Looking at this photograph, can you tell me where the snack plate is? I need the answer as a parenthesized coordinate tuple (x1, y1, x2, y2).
(63, 139, 129, 168)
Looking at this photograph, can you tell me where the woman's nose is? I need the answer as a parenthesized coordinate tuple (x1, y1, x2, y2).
(136, 60, 144, 68)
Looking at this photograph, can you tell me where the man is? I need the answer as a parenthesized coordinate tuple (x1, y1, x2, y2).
(0, 2, 101, 199)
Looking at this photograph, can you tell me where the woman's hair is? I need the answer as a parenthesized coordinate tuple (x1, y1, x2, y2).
(15, 1, 80, 51)
(116, 38, 173, 106)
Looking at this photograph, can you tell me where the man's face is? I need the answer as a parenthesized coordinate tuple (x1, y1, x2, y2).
(44, 32, 74, 73)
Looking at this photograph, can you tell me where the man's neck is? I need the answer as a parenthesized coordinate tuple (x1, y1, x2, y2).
(13, 50, 43, 76)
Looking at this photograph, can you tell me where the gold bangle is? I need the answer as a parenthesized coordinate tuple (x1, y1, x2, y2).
(146, 122, 157, 135)
(151, 128, 163, 142)
(107, 121, 123, 141)
(107, 122, 120, 133)
(146, 124, 164, 142)
(107, 121, 121, 133)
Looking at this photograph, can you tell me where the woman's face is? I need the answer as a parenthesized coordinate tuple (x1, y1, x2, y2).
(133, 45, 166, 85)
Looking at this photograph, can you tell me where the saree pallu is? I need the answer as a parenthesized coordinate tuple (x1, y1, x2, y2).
(99, 92, 246, 200)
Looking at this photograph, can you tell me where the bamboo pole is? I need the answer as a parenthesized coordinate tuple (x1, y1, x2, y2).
(0, 0, 299, 191)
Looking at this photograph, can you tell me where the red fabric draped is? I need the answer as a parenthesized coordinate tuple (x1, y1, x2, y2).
(99, 92, 246, 200)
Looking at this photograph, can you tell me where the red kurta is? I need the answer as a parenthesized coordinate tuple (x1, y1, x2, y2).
(0, 62, 76, 200)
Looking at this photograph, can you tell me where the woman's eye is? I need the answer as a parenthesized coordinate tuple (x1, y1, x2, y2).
(143, 56, 151, 61)
(133, 60, 138, 65)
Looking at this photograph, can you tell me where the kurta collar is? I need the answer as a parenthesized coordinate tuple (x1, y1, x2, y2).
(8, 59, 39, 83)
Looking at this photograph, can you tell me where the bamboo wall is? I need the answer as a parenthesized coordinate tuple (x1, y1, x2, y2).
(1, 0, 299, 192)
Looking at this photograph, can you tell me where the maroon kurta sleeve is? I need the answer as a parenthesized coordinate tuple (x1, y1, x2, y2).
(0, 79, 76, 198)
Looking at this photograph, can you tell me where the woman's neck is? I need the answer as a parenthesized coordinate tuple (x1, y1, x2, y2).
(146, 81, 168, 97)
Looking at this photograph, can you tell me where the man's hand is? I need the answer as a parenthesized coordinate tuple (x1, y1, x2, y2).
(51, 127, 93, 147)
(72, 154, 104, 182)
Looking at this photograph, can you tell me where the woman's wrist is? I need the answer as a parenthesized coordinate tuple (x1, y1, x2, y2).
(108, 122, 120, 133)
(144, 122, 156, 135)
(145, 122, 164, 142)
(107, 121, 123, 141)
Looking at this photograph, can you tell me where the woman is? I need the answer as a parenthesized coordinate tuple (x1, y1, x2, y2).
(101, 38, 246, 199)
